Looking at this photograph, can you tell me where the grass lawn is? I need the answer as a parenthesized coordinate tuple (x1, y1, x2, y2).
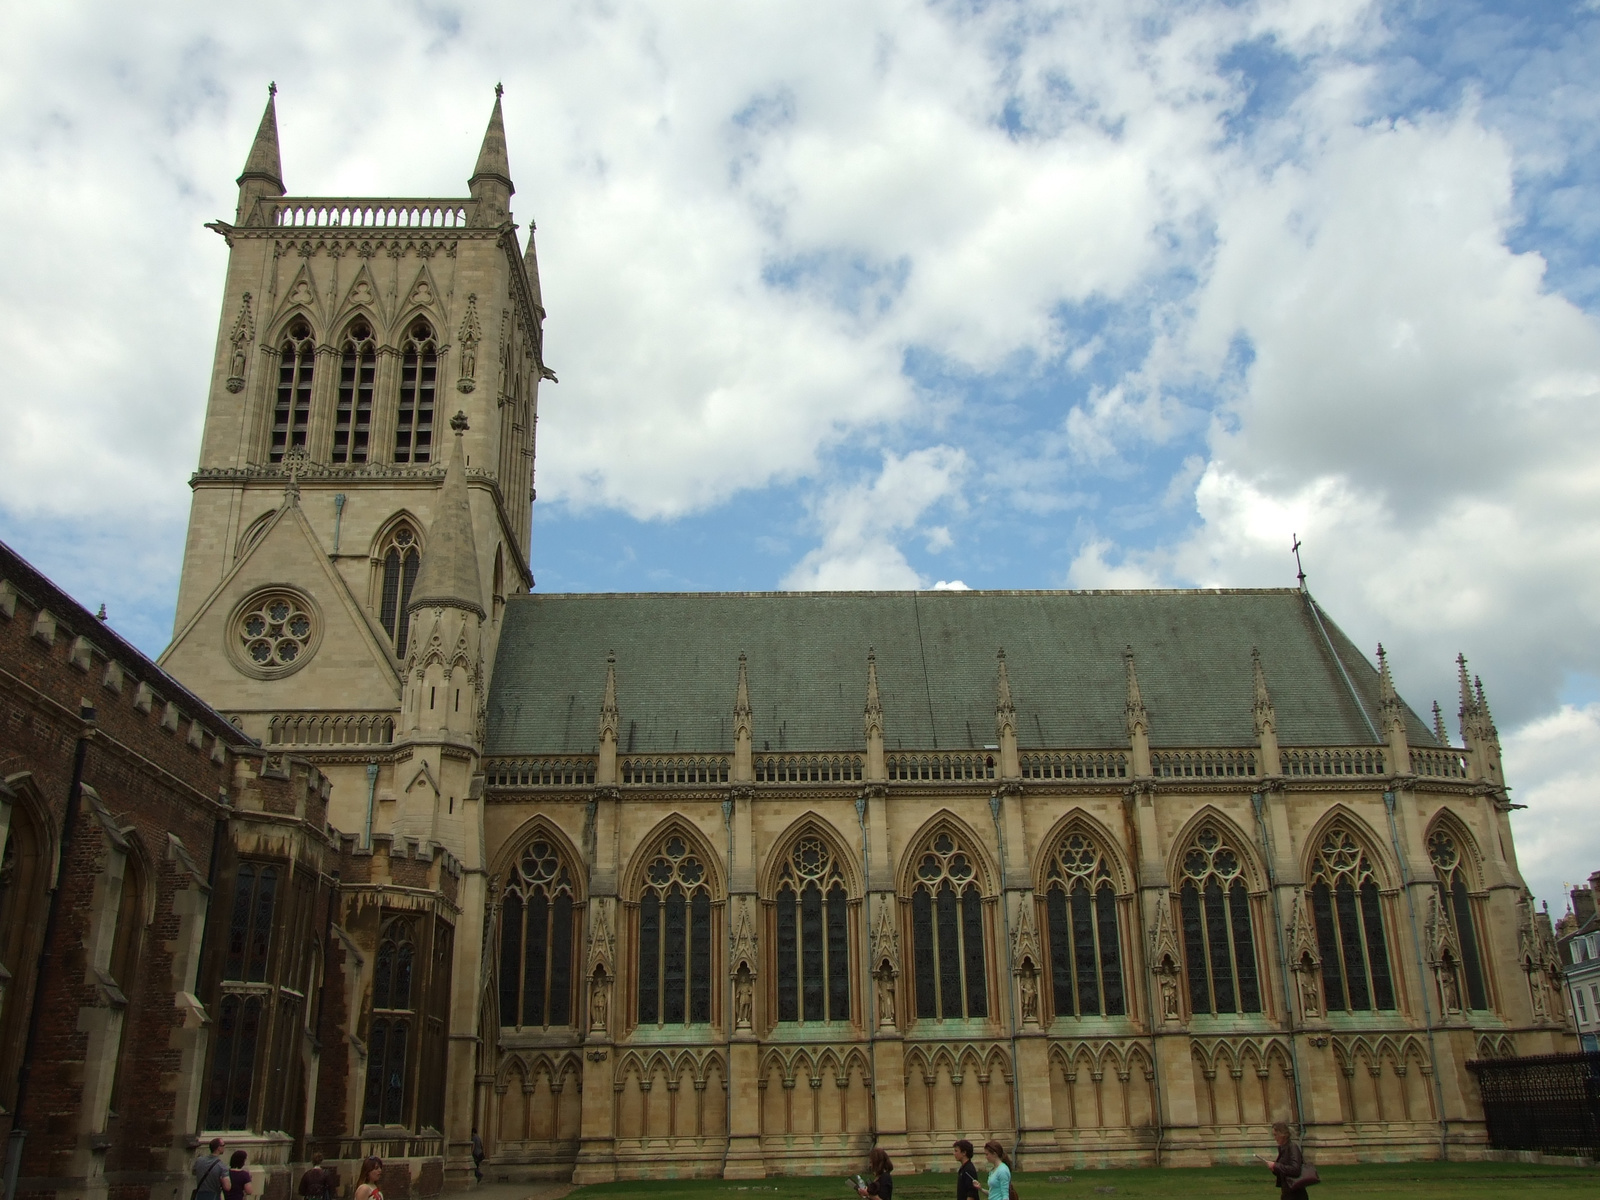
(568, 1162, 1596, 1200)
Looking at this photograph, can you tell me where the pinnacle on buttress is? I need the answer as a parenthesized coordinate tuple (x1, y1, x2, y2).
(1457, 652, 1477, 738)
(1475, 675, 1498, 738)
(523, 222, 545, 314)
(407, 413, 484, 616)
(1432, 700, 1450, 747)
(734, 652, 752, 730)
(995, 648, 1016, 721)
(1376, 643, 1402, 719)
(599, 651, 620, 741)
(864, 648, 883, 737)
(1251, 647, 1275, 730)
(1124, 645, 1148, 735)
(238, 83, 285, 192)
(469, 85, 514, 206)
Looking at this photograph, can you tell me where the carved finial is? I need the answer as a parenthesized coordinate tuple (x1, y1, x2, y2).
(865, 648, 883, 739)
(269, 81, 277, 97)
(1457, 652, 1477, 741)
(96, 604, 108, 621)
(451, 410, 469, 434)
(1377, 643, 1401, 719)
(734, 652, 752, 740)
(495, 82, 504, 99)
(1475, 675, 1497, 737)
(1432, 700, 1449, 746)
(282, 446, 306, 501)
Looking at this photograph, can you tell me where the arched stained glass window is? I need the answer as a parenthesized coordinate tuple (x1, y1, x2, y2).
(204, 993, 263, 1131)
(394, 319, 437, 463)
(334, 320, 376, 464)
(910, 831, 987, 1021)
(377, 523, 421, 657)
(774, 835, 851, 1023)
(1428, 828, 1488, 1011)
(1310, 826, 1396, 1013)
(1044, 831, 1125, 1018)
(498, 839, 577, 1029)
(636, 834, 713, 1027)
(364, 917, 415, 1127)
(1178, 824, 1262, 1015)
(270, 321, 315, 463)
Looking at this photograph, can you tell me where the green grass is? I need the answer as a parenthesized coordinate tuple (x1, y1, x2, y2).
(568, 1162, 1596, 1200)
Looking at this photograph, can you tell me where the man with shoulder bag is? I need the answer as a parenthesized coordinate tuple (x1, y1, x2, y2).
(193, 1138, 232, 1200)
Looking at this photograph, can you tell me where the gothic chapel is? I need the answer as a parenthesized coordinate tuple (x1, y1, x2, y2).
(129, 87, 1580, 1192)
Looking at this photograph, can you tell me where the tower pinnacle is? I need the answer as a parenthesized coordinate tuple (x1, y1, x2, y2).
(236, 84, 285, 223)
(469, 87, 514, 216)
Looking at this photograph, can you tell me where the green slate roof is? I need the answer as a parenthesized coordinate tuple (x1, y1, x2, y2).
(485, 588, 1438, 757)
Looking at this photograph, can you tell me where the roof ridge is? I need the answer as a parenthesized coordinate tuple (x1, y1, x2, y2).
(512, 587, 1307, 600)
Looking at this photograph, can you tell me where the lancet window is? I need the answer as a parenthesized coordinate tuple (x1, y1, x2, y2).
(364, 917, 416, 1127)
(636, 834, 713, 1027)
(205, 993, 263, 1130)
(498, 839, 577, 1029)
(270, 321, 315, 463)
(0, 796, 49, 1125)
(394, 319, 437, 464)
(1309, 826, 1396, 1013)
(774, 836, 851, 1023)
(223, 863, 278, 982)
(1043, 832, 1125, 1018)
(333, 320, 376, 464)
(910, 831, 988, 1020)
(1428, 828, 1488, 1010)
(1178, 824, 1263, 1015)
(377, 523, 421, 657)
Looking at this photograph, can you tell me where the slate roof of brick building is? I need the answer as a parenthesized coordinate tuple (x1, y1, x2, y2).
(485, 588, 1439, 756)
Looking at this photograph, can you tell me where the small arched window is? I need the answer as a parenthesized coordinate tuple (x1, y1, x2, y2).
(499, 839, 577, 1029)
(270, 321, 315, 463)
(1428, 827, 1488, 1010)
(364, 917, 416, 1127)
(1178, 824, 1262, 1015)
(910, 831, 987, 1021)
(1310, 826, 1396, 1012)
(377, 523, 421, 657)
(334, 320, 376, 464)
(1044, 831, 1125, 1018)
(774, 836, 850, 1024)
(394, 319, 437, 464)
(636, 834, 713, 1027)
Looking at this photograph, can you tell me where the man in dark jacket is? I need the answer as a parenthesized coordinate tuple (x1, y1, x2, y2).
(952, 1141, 980, 1200)
(1258, 1122, 1309, 1200)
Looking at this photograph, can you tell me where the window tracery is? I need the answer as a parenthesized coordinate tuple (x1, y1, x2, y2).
(1309, 825, 1396, 1013)
(1178, 824, 1263, 1015)
(909, 831, 987, 1021)
(636, 834, 713, 1027)
(499, 839, 577, 1029)
(233, 591, 316, 677)
(270, 321, 315, 463)
(774, 835, 850, 1023)
(1043, 831, 1125, 1018)
(394, 319, 438, 464)
(333, 319, 376, 464)
(377, 523, 421, 657)
(364, 917, 416, 1127)
(1428, 827, 1488, 1010)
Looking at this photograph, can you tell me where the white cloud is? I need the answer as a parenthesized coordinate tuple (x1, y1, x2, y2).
(1506, 704, 1600, 912)
(783, 446, 967, 590)
(932, 579, 970, 591)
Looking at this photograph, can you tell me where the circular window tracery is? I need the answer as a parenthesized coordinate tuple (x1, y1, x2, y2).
(228, 588, 320, 678)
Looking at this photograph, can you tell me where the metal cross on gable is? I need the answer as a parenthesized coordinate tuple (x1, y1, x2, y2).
(1291, 532, 1307, 590)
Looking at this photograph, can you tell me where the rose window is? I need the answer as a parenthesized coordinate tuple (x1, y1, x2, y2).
(234, 591, 317, 675)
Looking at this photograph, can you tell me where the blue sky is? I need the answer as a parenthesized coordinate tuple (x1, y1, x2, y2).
(3, 0, 1600, 909)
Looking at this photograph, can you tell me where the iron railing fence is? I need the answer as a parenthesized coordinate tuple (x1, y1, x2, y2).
(1467, 1051, 1600, 1156)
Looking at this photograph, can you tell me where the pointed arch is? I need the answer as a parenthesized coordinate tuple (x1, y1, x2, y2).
(1038, 810, 1129, 1019)
(628, 816, 722, 1031)
(268, 315, 317, 463)
(0, 774, 54, 1125)
(333, 313, 379, 464)
(1034, 809, 1134, 895)
(1171, 808, 1267, 1017)
(1424, 807, 1490, 1011)
(1166, 805, 1268, 893)
(764, 816, 856, 1026)
(370, 512, 424, 657)
(1304, 808, 1400, 1015)
(496, 819, 584, 1032)
(392, 313, 440, 464)
(236, 510, 277, 560)
(1300, 805, 1399, 890)
(896, 809, 999, 896)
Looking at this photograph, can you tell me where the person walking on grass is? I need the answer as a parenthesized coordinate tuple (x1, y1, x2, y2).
(953, 1140, 981, 1200)
(977, 1140, 1013, 1200)
(471, 1128, 485, 1182)
(1257, 1121, 1311, 1199)
(855, 1148, 894, 1200)
(193, 1138, 231, 1200)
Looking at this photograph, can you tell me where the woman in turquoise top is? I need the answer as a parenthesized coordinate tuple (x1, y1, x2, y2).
(978, 1140, 1012, 1200)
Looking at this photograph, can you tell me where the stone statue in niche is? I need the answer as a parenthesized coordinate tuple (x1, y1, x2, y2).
(1529, 966, 1549, 1020)
(589, 972, 609, 1033)
(1441, 962, 1461, 1014)
(1019, 968, 1039, 1025)
(1159, 973, 1179, 1022)
(734, 969, 753, 1030)
(1299, 970, 1320, 1018)
(876, 972, 897, 1028)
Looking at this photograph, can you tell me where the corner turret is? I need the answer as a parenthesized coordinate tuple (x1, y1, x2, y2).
(469, 85, 514, 224)
(237, 84, 285, 224)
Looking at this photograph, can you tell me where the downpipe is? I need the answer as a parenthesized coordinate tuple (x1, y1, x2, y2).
(989, 794, 1026, 1168)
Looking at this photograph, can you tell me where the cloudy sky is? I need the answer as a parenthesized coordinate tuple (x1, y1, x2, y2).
(2, 1, 1598, 912)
